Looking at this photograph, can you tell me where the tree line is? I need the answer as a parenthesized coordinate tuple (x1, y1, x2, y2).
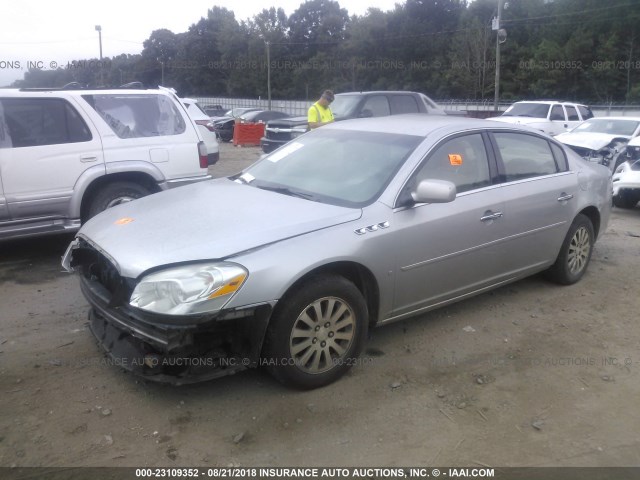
(13, 0, 640, 104)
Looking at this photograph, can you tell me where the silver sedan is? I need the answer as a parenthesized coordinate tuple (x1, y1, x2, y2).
(63, 115, 612, 389)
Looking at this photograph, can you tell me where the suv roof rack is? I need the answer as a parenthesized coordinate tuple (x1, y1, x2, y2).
(19, 81, 147, 92)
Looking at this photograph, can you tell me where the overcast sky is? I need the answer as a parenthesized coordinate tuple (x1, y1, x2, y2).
(0, 0, 403, 86)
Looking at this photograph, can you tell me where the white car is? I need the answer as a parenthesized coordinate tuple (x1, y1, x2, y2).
(490, 101, 593, 136)
(612, 136, 640, 209)
(180, 97, 219, 166)
(0, 87, 211, 241)
(556, 117, 640, 171)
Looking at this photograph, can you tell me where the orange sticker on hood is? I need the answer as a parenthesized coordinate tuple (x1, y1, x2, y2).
(448, 154, 463, 165)
(114, 217, 134, 225)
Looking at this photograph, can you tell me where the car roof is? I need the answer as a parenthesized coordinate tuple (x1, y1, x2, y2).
(511, 100, 588, 106)
(2, 88, 172, 97)
(321, 114, 530, 137)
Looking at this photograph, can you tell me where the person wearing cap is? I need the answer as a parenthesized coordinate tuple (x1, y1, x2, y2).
(308, 90, 335, 129)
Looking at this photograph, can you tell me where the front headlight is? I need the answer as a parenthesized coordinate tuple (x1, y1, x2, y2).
(130, 262, 248, 315)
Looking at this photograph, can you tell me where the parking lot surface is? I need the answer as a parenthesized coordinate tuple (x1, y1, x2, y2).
(1, 142, 639, 467)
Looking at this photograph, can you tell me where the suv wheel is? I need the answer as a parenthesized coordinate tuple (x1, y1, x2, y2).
(87, 181, 151, 219)
(263, 275, 368, 389)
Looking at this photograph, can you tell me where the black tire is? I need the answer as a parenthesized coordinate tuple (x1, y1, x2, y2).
(263, 275, 369, 390)
(545, 214, 595, 285)
(87, 181, 151, 219)
(612, 190, 640, 209)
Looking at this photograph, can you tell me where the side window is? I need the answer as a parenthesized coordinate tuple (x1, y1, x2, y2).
(565, 105, 579, 121)
(578, 105, 594, 120)
(361, 95, 390, 118)
(0, 98, 92, 148)
(82, 94, 186, 138)
(494, 132, 559, 182)
(389, 95, 419, 114)
(415, 133, 491, 194)
(550, 142, 569, 172)
(549, 105, 565, 121)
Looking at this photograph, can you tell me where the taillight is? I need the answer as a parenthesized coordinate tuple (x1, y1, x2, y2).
(196, 119, 215, 132)
(198, 141, 208, 168)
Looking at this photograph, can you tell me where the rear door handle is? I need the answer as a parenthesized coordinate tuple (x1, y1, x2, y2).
(481, 211, 503, 222)
(557, 193, 574, 202)
(80, 154, 97, 163)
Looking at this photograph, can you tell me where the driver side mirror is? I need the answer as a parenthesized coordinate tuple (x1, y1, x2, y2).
(411, 179, 457, 204)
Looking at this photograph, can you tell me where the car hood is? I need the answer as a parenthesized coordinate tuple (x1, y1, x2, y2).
(555, 132, 631, 151)
(79, 179, 362, 278)
(266, 116, 308, 128)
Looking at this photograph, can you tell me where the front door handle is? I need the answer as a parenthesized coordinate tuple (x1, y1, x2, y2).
(481, 211, 503, 222)
(557, 193, 574, 202)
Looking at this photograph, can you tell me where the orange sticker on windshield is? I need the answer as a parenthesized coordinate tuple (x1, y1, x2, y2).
(448, 154, 463, 165)
(114, 217, 134, 225)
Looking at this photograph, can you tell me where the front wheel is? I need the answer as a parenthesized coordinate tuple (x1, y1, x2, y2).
(545, 214, 595, 285)
(263, 275, 368, 389)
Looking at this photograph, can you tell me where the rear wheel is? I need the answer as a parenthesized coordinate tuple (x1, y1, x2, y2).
(263, 275, 368, 389)
(545, 214, 594, 285)
(87, 181, 151, 219)
(613, 190, 640, 209)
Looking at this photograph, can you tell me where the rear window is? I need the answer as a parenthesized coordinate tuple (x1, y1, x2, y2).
(578, 105, 594, 120)
(82, 94, 186, 139)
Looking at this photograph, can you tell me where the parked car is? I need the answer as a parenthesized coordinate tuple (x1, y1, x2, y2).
(214, 110, 289, 143)
(63, 115, 611, 389)
(555, 117, 640, 171)
(260, 91, 446, 153)
(180, 97, 219, 165)
(490, 101, 593, 136)
(0, 87, 210, 241)
(611, 136, 640, 208)
(202, 104, 226, 118)
(221, 107, 261, 120)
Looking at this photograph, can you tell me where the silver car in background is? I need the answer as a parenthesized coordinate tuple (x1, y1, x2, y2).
(63, 115, 612, 389)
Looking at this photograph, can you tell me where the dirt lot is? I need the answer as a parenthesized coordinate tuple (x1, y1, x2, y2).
(1, 142, 640, 469)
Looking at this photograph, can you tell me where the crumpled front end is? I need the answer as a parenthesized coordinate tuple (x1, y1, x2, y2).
(64, 239, 272, 384)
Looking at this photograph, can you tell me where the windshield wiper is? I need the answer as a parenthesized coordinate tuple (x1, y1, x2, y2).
(255, 184, 314, 200)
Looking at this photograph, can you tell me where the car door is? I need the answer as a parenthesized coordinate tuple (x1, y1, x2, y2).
(391, 132, 507, 318)
(490, 131, 577, 275)
(548, 104, 569, 135)
(564, 105, 582, 130)
(0, 96, 103, 220)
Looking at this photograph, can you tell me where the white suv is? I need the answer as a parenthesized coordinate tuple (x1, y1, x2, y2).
(490, 101, 594, 136)
(0, 87, 211, 240)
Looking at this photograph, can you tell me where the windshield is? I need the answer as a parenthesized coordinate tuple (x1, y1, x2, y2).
(330, 95, 361, 118)
(572, 119, 640, 136)
(502, 103, 550, 118)
(239, 129, 421, 207)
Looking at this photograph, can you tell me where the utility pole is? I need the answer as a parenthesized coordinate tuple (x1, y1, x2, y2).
(493, 0, 504, 110)
(266, 41, 272, 110)
(95, 25, 103, 85)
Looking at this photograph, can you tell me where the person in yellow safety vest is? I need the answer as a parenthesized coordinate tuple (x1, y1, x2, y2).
(308, 90, 335, 129)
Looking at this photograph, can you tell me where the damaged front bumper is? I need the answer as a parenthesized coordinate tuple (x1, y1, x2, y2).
(66, 240, 273, 384)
